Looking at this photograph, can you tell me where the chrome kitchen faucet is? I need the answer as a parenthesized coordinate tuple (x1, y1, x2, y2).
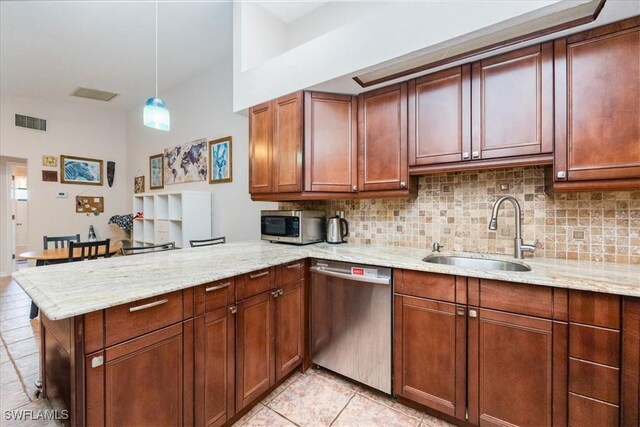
(488, 196, 538, 259)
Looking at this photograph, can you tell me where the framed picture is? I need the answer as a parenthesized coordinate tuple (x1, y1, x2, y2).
(209, 136, 232, 184)
(149, 154, 164, 189)
(42, 170, 58, 182)
(60, 155, 103, 185)
(164, 138, 208, 184)
(134, 176, 145, 194)
(42, 155, 57, 167)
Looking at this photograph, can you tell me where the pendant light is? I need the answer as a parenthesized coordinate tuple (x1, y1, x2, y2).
(143, 0, 170, 131)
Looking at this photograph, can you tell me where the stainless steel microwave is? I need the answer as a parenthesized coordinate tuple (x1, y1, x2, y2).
(261, 210, 325, 245)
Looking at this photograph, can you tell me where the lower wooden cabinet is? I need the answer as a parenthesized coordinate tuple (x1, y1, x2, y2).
(194, 306, 235, 427)
(275, 278, 305, 380)
(236, 291, 275, 412)
(86, 323, 188, 426)
(394, 295, 466, 418)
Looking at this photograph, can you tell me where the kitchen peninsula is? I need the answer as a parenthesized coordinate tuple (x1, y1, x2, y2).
(12, 241, 640, 426)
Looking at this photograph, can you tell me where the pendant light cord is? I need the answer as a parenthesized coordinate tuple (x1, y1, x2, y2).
(155, 0, 158, 98)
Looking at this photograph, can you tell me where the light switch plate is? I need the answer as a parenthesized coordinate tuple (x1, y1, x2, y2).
(56, 192, 68, 198)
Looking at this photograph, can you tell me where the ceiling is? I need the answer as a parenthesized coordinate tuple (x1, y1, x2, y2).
(257, 1, 327, 24)
(0, 1, 232, 110)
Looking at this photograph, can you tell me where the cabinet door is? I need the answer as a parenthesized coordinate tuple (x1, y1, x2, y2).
(304, 92, 358, 192)
(358, 83, 409, 192)
(471, 43, 553, 160)
(249, 101, 273, 194)
(554, 25, 640, 182)
(275, 278, 304, 381)
(236, 291, 275, 412)
(394, 295, 466, 420)
(408, 66, 471, 166)
(101, 324, 185, 427)
(468, 309, 554, 427)
(195, 307, 235, 427)
(273, 92, 303, 193)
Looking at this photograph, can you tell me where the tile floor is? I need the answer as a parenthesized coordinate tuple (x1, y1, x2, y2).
(1, 276, 453, 427)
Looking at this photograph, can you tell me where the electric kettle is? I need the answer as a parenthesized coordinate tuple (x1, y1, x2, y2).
(326, 215, 349, 244)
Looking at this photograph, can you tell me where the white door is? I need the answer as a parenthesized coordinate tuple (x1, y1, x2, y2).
(11, 165, 28, 267)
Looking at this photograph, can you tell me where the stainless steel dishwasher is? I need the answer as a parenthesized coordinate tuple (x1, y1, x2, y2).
(310, 259, 392, 394)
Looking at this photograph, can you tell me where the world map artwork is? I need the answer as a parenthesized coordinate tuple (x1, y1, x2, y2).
(163, 138, 208, 184)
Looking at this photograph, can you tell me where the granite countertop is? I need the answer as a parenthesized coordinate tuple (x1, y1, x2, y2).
(12, 241, 640, 320)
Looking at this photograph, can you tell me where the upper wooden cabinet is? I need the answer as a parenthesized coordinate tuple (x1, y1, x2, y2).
(304, 92, 357, 193)
(472, 42, 554, 160)
(358, 83, 410, 192)
(248, 92, 304, 194)
(408, 66, 471, 166)
(553, 19, 640, 190)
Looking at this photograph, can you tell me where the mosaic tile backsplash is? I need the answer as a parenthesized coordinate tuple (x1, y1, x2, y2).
(281, 167, 640, 264)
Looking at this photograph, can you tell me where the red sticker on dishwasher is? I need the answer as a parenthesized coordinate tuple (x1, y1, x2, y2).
(351, 267, 364, 275)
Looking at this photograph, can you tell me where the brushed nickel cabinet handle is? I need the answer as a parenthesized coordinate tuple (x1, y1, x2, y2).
(557, 171, 566, 179)
(129, 299, 168, 312)
(457, 307, 465, 316)
(229, 306, 237, 314)
(462, 152, 470, 160)
(206, 282, 231, 292)
(278, 288, 284, 296)
(352, 185, 357, 192)
(271, 290, 280, 298)
(91, 356, 103, 368)
(400, 181, 406, 188)
(468, 309, 478, 318)
(249, 271, 269, 279)
(472, 151, 479, 159)
(286, 263, 301, 269)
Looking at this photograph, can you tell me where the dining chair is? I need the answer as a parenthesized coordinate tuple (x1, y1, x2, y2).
(43, 234, 81, 250)
(68, 239, 111, 262)
(189, 236, 226, 247)
(120, 242, 176, 256)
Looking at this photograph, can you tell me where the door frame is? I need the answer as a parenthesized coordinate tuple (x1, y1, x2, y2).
(0, 156, 28, 275)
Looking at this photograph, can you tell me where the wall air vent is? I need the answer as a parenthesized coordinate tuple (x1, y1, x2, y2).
(71, 87, 118, 102)
(15, 114, 47, 132)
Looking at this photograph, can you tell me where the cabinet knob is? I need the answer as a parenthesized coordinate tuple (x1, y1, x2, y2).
(271, 289, 280, 298)
(400, 181, 406, 189)
(456, 307, 465, 316)
(462, 152, 470, 160)
(352, 185, 357, 192)
(472, 151, 479, 159)
(557, 171, 566, 179)
(229, 306, 237, 314)
(91, 356, 103, 368)
(468, 309, 478, 318)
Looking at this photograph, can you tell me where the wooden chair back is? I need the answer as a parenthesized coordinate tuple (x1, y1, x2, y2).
(43, 234, 81, 249)
(189, 236, 226, 247)
(68, 239, 111, 262)
(120, 242, 176, 256)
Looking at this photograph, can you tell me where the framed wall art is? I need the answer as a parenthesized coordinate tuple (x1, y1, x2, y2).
(134, 176, 145, 194)
(209, 136, 232, 184)
(42, 170, 58, 182)
(149, 154, 164, 190)
(164, 138, 207, 185)
(42, 155, 57, 167)
(60, 155, 103, 185)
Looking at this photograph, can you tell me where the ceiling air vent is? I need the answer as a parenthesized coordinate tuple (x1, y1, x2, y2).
(15, 114, 47, 132)
(71, 87, 118, 102)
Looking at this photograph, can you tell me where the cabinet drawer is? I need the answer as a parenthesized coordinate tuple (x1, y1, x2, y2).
(479, 279, 552, 318)
(569, 290, 620, 329)
(394, 270, 456, 302)
(195, 278, 236, 314)
(569, 323, 619, 367)
(105, 291, 183, 347)
(568, 393, 619, 427)
(281, 260, 305, 285)
(237, 268, 274, 300)
(569, 358, 619, 404)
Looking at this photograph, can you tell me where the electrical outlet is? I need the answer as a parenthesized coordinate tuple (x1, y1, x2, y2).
(500, 183, 510, 191)
(56, 192, 68, 198)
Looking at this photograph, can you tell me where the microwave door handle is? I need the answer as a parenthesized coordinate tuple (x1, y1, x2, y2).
(310, 266, 390, 285)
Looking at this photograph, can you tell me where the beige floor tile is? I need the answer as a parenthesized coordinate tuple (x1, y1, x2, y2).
(357, 387, 424, 420)
(333, 394, 420, 427)
(1, 362, 22, 386)
(13, 354, 40, 378)
(0, 381, 30, 412)
(268, 370, 354, 426)
(239, 406, 295, 427)
(6, 339, 38, 361)
(263, 371, 302, 403)
(419, 414, 456, 427)
(0, 398, 63, 427)
(0, 317, 33, 334)
(1, 326, 38, 345)
(310, 367, 361, 392)
(0, 345, 10, 364)
(1, 308, 30, 322)
(0, 299, 32, 312)
(232, 403, 265, 426)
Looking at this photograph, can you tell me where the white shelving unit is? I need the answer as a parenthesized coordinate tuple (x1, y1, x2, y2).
(132, 191, 212, 248)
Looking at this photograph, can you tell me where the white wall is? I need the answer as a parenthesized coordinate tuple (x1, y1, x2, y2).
(125, 57, 276, 243)
(0, 93, 128, 275)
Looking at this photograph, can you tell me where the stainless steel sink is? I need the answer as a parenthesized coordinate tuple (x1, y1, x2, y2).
(423, 255, 531, 272)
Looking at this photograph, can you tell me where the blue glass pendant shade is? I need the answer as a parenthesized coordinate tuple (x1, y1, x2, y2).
(143, 97, 170, 131)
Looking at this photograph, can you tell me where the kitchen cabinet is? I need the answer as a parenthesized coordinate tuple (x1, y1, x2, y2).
(304, 92, 358, 193)
(235, 261, 306, 411)
(408, 66, 471, 167)
(358, 83, 411, 192)
(248, 92, 304, 194)
(553, 18, 640, 191)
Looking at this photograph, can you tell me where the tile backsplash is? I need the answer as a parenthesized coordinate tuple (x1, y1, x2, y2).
(281, 167, 640, 264)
